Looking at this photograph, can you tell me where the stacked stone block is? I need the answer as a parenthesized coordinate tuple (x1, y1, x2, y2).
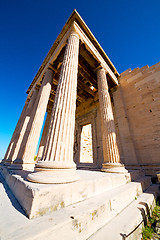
(113, 62, 160, 173)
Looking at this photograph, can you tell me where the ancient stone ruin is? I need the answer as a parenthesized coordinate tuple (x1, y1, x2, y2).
(0, 9, 160, 240)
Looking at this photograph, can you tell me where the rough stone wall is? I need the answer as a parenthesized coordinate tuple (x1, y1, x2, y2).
(113, 62, 160, 169)
(80, 124, 93, 163)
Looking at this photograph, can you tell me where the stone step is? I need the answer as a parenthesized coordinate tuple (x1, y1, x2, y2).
(0, 174, 152, 240)
(88, 184, 160, 240)
(0, 166, 146, 219)
(127, 170, 145, 181)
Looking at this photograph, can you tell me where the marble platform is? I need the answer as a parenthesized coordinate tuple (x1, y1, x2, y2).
(0, 165, 159, 240)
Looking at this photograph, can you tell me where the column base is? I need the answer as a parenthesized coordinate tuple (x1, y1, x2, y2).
(102, 163, 128, 173)
(35, 161, 77, 169)
(8, 162, 35, 171)
(1, 159, 6, 163)
(27, 168, 80, 184)
(3, 159, 12, 166)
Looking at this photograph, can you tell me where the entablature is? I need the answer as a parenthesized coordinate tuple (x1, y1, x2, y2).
(26, 10, 119, 110)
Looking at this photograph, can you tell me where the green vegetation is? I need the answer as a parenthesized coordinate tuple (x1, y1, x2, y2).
(142, 202, 160, 240)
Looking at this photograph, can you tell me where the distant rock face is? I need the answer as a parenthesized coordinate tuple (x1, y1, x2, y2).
(80, 124, 93, 163)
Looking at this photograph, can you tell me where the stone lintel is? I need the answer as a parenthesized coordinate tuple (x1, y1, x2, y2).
(73, 22, 118, 84)
(26, 10, 118, 95)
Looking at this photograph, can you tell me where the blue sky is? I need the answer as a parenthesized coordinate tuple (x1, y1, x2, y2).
(0, 0, 160, 159)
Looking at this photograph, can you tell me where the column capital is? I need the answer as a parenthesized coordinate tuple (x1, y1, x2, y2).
(41, 68, 54, 86)
(48, 64, 57, 73)
(45, 67, 54, 76)
(95, 65, 107, 74)
(69, 22, 80, 38)
(95, 66, 109, 78)
(47, 65, 55, 73)
(97, 66, 109, 91)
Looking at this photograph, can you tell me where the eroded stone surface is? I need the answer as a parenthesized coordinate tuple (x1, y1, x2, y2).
(0, 165, 146, 219)
(1, 12, 160, 240)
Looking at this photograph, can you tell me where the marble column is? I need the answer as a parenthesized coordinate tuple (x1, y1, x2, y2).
(37, 111, 52, 161)
(28, 27, 80, 183)
(7, 88, 39, 166)
(97, 68, 127, 173)
(10, 68, 54, 170)
(2, 101, 29, 165)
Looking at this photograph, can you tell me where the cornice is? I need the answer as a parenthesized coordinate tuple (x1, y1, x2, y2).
(27, 9, 119, 94)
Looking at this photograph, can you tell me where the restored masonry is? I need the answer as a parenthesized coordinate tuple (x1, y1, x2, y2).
(0, 9, 160, 240)
(113, 64, 160, 174)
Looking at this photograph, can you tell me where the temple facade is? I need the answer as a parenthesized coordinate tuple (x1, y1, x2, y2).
(2, 10, 160, 183)
(1, 11, 160, 239)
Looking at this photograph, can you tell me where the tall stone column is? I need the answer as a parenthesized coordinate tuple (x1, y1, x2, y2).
(97, 68, 127, 173)
(37, 111, 52, 161)
(2, 101, 29, 164)
(7, 88, 39, 166)
(28, 27, 80, 183)
(10, 68, 54, 170)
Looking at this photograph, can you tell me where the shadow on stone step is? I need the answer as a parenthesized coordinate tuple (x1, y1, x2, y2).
(9, 169, 32, 181)
(0, 173, 27, 217)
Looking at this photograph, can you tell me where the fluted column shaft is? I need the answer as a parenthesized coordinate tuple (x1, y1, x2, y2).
(8, 88, 39, 163)
(39, 30, 79, 168)
(37, 111, 52, 161)
(28, 28, 80, 183)
(97, 68, 122, 168)
(11, 69, 54, 170)
(2, 101, 29, 163)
